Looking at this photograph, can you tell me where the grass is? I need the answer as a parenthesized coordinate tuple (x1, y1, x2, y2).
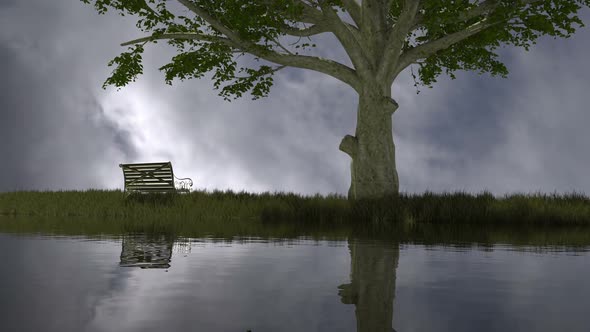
(0, 188, 589, 228)
(1, 188, 590, 246)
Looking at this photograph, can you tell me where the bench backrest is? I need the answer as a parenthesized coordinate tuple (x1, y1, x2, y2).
(119, 162, 177, 194)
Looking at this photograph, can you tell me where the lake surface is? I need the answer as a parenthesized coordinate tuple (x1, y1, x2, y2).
(0, 231, 589, 332)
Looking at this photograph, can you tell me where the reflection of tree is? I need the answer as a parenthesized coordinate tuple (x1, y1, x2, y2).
(338, 239, 400, 332)
(119, 233, 175, 269)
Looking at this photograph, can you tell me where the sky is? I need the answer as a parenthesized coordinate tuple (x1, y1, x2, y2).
(1, 0, 590, 199)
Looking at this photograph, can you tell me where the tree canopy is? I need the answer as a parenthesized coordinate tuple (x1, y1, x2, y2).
(81, 0, 590, 100)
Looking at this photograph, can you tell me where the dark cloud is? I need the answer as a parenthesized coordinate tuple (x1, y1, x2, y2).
(0, 39, 138, 191)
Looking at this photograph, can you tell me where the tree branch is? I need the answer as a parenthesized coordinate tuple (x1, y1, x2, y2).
(255, 0, 325, 24)
(277, 22, 331, 37)
(317, 0, 373, 80)
(391, 15, 511, 80)
(291, 0, 326, 24)
(268, 35, 296, 55)
(377, 0, 421, 82)
(409, 0, 545, 32)
(120, 32, 236, 47)
(176, 0, 254, 47)
(359, 0, 398, 73)
(340, 0, 361, 27)
(384, 0, 396, 20)
(121, 0, 362, 92)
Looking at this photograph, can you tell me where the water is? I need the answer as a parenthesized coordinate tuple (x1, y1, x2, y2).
(0, 232, 589, 332)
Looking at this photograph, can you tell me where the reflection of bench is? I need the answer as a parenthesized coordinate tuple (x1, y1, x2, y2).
(119, 161, 193, 197)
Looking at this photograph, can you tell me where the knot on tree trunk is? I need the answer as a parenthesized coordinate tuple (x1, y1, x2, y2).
(339, 134, 358, 158)
(381, 96, 399, 115)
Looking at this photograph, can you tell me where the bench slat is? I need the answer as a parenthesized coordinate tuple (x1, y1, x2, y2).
(127, 188, 187, 191)
(126, 184, 175, 189)
(123, 177, 174, 181)
(122, 170, 172, 175)
(120, 162, 173, 167)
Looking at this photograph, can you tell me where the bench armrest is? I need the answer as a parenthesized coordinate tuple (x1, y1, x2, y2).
(174, 175, 193, 191)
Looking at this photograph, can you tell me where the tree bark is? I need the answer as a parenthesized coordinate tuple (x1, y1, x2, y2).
(340, 84, 400, 200)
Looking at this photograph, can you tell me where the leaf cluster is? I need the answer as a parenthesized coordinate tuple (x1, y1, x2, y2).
(81, 0, 308, 101)
(405, 0, 589, 94)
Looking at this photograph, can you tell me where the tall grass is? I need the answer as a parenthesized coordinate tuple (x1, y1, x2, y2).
(1, 188, 589, 229)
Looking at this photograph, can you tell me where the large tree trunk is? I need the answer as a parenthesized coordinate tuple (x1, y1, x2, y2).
(339, 84, 400, 200)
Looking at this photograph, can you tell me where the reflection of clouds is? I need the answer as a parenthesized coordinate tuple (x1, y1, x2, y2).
(1, 233, 590, 332)
(394, 244, 590, 332)
(84, 237, 354, 332)
(84, 256, 135, 332)
(0, 234, 129, 332)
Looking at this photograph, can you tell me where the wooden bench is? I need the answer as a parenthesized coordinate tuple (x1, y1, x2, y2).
(119, 161, 193, 197)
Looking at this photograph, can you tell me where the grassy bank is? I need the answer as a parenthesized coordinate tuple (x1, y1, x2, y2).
(1, 188, 589, 228)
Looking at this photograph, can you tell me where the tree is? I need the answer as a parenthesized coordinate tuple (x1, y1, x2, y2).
(81, 0, 590, 200)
